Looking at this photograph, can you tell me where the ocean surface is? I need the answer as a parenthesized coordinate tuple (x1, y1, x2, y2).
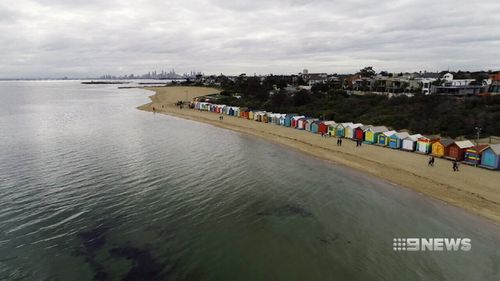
(0, 81, 499, 281)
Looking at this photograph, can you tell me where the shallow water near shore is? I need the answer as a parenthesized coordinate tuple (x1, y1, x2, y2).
(0, 81, 499, 281)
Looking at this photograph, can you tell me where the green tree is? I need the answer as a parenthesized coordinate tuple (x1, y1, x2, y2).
(270, 90, 288, 109)
(359, 66, 376, 78)
(293, 90, 311, 106)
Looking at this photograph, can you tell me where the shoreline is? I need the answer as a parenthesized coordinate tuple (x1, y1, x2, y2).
(137, 86, 500, 225)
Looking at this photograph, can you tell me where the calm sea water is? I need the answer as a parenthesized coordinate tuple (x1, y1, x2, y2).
(0, 81, 499, 281)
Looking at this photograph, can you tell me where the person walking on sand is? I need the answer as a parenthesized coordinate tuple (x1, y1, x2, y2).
(453, 161, 459, 172)
(428, 156, 434, 167)
(339, 138, 343, 146)
(152, 106, 156, 113)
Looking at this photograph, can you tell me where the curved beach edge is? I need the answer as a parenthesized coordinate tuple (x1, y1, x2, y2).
(137, 86, 500, 225)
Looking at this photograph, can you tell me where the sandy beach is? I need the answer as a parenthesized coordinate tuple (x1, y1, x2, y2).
(138, 86, 500, 225)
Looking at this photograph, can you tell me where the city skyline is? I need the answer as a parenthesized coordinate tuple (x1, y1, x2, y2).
(99, 69, 203, 80)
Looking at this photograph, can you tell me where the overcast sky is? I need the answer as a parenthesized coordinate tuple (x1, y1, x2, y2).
(1, 0, 500, 78)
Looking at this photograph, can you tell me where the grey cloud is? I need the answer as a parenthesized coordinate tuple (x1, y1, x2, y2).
(0, 0, 499, 78)
(0, 4, 19, 23)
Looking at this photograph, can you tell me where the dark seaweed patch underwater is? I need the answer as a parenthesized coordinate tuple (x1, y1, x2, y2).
(257, 203, 313, 218)
(108, 246, 167, 281)
(74, 223, 189, 281)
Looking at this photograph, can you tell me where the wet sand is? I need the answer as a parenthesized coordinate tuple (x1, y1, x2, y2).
(137, 86, 500, 225)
